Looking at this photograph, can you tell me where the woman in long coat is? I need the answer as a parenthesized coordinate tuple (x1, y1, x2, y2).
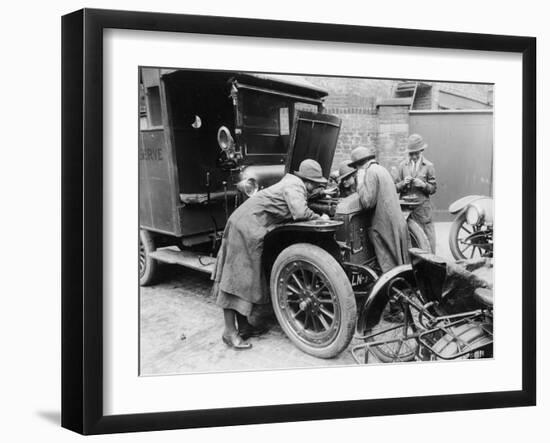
(212, 159, 326, 349)
(350, 146, 410, 273)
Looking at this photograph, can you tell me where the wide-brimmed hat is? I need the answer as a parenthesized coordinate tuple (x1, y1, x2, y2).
(407, 133, 427, 153)
(338, 161, 356, 181)
(349, 146, 376, 167)
(294, 159, 328, 184)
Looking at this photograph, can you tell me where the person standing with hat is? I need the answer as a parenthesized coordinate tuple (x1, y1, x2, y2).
(212, 159, 328, 350)
(395, 133, 437, 253)
(349, 146, 410, 273)
(337, 160, 357, 197)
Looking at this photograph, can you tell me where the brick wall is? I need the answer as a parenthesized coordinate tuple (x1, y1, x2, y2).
(331, 112, 378, 171)
(376, 104, 410, 173)
(304, 76, 395, 171)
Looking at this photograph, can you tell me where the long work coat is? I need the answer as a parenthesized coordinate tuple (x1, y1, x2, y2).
(357, 161, 410, 273)
(212, 174, 320, 316)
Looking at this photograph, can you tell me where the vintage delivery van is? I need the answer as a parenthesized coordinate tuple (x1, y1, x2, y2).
(139, 68, 339, 279)
(139, 67, 431, 358)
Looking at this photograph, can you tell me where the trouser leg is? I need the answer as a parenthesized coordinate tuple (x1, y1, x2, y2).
(412, 200, 436, 254)
(223, 309, 238, 335)
(423, 221, 437, 254)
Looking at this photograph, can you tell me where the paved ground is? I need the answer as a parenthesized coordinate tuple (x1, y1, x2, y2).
(140, 222, 453, 376)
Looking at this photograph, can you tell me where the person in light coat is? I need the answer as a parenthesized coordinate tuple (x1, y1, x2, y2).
(350, 146, 410, 273)
(212, 159, 327, 350)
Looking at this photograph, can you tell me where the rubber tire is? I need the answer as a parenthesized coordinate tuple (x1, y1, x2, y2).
(139, 229, 158, 286)
(432, 322, 493, 359)
(270, 243, 356, 359)
(407, 218, 431, 253)
(449, 212, 473, 260)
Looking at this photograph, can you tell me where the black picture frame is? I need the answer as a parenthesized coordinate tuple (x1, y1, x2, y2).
(61, 8, 536, 435)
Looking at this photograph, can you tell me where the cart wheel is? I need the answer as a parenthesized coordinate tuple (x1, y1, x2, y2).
(365, 283, 419, 363)
(407, 218, 431, 252)
(139, 229, 158, 286)
(448, 212, 489, 260)
(270, 243, 356, 359)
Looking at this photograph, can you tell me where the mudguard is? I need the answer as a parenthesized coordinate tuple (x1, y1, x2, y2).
(357, 264, 415, 333)
(262, 220, 343, 276)
(448, 195, 490, 214)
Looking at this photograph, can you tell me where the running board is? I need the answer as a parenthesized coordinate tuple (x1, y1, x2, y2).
(149, 248, 216, 274)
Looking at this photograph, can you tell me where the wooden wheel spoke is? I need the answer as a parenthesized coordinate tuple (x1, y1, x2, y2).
(310, 315, 319, 332)
(291, 307, 302, 319)
(460, 224, 472, 235)
(316, 312, 331, 331)
(319, 306, 334, 319)
(300, 268, 310, 287)
(310, 271, 323, 290)
(291, 273, 306, 292)
(303, 311, 311, 329)
(317, 289, 334, 301)
(286, 283, 302, 295)
(312, 282, 328, 295)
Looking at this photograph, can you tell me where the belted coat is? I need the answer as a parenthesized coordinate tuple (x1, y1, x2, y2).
(357, 161, 410, 273)
(212, 174, 320, 313)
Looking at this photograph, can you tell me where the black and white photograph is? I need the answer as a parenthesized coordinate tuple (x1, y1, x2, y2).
(0, 0, 543, 439)
(138, 68, 494, 375)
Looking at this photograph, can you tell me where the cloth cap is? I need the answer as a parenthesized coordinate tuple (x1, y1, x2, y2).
(294, 159, 328, 184)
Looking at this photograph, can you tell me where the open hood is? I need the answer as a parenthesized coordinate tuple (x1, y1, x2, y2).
(285, 111, 342, 179)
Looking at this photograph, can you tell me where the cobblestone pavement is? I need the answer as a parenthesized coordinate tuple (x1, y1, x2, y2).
(140, 223, 453, 376)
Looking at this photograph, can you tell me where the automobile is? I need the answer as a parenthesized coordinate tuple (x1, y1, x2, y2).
(448, 195, 494, 260)
(138, 68, 431, 358)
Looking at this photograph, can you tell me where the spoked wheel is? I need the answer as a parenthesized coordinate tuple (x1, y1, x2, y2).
(449, 212, 492, 260)
(365, 283, 419, 363)
(139, 229, 158, 286)
(270, 244, 356, 359)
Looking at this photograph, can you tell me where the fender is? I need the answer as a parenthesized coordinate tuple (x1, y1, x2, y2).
(262, 221, 343, 276)
(448, 195, 490, 214)
(357, 264, 415, 333)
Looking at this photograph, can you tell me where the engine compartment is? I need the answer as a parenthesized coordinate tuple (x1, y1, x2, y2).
(307, 192, 375, 267)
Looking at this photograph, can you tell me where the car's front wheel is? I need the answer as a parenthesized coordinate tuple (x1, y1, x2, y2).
(270, 243, 356, 359)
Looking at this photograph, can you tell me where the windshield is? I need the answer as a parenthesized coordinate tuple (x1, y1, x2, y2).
(240, 90, 318, 156)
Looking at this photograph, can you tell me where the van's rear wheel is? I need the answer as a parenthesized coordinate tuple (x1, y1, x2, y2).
(139, 229, 158, 286)
(270, 243, 356, 359)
